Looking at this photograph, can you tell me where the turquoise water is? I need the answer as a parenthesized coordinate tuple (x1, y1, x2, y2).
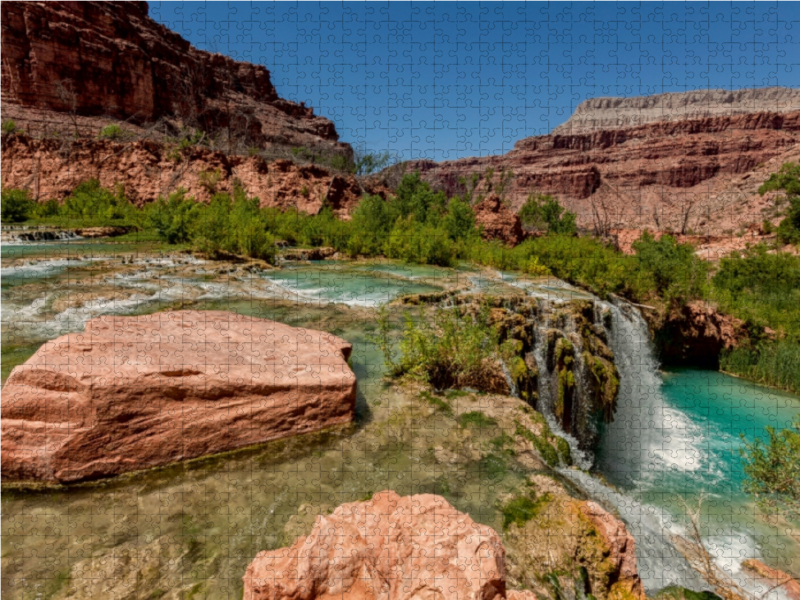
(262, 262, 444, 306)
(596, 366, 800, 577)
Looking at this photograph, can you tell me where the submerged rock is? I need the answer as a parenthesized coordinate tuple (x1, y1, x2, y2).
(243, 490, 535, 600)
(1, 310, 356, 483)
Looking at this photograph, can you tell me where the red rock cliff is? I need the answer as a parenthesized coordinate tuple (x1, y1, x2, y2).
(1, 1, 349, 155)
(407, 105, 800, 235)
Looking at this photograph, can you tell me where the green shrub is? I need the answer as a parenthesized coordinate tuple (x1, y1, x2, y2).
(740, 414, 800, 521)
(519, 194, 577, 235)
(759, 162, 800, 245)
(711, 245, 800, 340)
(1, 188, 34, 222)
(145, 190, 199, 244)
(62, 179, 136, 224)
(392, 304, 504, 390)
(501, 492, 553, 530)
(98, 124, 126, 140)
(2, 119, 18, 135)
(631, 232, 709, 304)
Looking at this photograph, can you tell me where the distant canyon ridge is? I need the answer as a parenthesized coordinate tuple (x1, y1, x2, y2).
(2, 1, 800, 235)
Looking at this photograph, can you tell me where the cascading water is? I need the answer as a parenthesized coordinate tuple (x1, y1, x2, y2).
(584, 298, 706, 592)
(500, 274, 712, 592)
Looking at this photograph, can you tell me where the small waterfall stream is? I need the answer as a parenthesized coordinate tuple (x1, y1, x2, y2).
(499, 276, 709, 592)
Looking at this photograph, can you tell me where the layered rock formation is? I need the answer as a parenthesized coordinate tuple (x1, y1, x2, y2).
(408, 97, 800, 235)
(1, 1, 349, 155)
(1, 136, 378, 215)
(243, 490, 534, 600)
(553, 87, 800, 135)
(1, 310, 357, 482)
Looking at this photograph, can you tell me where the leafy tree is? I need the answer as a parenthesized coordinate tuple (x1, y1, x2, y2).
(758, 162, 800, 245)
(192, 193, 231, 257)
(519, 194, 577, 235)
(441, 197, 477, 241)
(347, 194, 397, 256)
(1, 188, 33, 222)
(62, 179, 133, 222)
(632, 232, 708, 303)
(146, 190, 199, 244)
(740, 415, 800, 522)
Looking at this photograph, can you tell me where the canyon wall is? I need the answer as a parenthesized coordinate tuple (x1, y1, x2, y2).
(1, 1, 349, 156)
(405, 106, 800, 234)
(553, 87, 800, 135)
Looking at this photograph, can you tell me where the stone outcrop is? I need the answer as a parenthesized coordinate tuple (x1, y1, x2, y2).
(503, 475, 645, 600)
(0, 136, 374, 215)
(1, 310, 357, 483)
(243, 490, 535, 600)
(474, 194, 525, 246)
(553, 87, 800, 135)
(1, 1, 350, 156)
(650, 301, 747, 367)
(406, 108, 800, 236)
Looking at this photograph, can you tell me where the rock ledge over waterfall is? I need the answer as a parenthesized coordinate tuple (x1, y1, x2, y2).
(1, 310, 357, 483)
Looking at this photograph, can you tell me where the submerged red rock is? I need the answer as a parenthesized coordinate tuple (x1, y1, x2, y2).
(243, 490, 535, 600)
(1, 310, 356, 483)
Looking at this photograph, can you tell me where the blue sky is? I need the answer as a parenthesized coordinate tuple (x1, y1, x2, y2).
(150, 2, 800, 161)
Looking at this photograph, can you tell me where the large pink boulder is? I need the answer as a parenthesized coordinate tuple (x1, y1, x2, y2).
(243, 490, 535, 600)
(1, 310, 356, 483)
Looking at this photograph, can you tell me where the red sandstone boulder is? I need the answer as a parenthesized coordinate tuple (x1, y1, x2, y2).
(1, 311, 356, 483)
(475, 194, 525, 246)
(243, 491, 532, 600)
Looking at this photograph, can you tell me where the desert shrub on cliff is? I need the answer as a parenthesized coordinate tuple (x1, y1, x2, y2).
(1, 188, 34, 222)
(759, 162, 800, 245)
(2, 119, 19, 135)
(98, 124, 127, 140)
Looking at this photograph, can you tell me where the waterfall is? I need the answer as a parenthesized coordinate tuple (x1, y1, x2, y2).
(596, 299, 703, 492)
(5, 229, 83, 243)
(589, 298, 709, 593)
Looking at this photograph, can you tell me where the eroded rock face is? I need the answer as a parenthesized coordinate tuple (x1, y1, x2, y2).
(1, 1, 349, 155)
(1, 311, 356, 482)
(243, 490, 528, 600)
(652, 301, 747, 367)
(407, 108, 800, 236)
(474, 194, 525, 246)
(0, 137, 373, 216)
